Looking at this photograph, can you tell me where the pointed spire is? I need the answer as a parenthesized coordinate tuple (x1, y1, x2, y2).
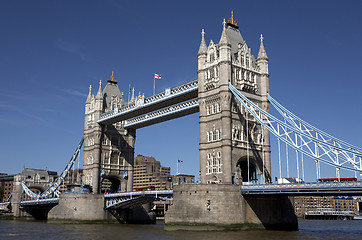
(219, 18, 230, 45)
(86, 85, 92, 102)
(258, 34, 268, 60)
(198, 29, 207, 56)
(96, 80, 103, 99)
(131, 87, 135, 102)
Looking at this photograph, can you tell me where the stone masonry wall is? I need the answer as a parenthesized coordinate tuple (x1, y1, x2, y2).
(165, 184, 247, 225)
(48, 193, 114, 221)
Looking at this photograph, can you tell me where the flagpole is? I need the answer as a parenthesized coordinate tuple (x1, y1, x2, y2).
(153, 74, 156, 96)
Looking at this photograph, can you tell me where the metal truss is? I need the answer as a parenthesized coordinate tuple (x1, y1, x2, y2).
(99, 79, 198, 123)
(241, 181, 362, 196)
(104, 190, 173, 209)
(20, 198, 59, 207)
(229, 83, 362, 176)
(21, 138, 84, 200)
(124, 98, 198, 128)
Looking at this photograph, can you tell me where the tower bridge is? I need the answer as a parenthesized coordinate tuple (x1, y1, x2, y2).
(11, 13, 362, 230)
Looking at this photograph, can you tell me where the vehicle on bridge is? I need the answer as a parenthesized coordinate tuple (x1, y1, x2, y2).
(135, 186, 155, 191)
(318, 177, 357, 183)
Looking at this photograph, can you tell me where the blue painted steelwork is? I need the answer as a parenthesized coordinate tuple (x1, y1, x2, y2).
(20, 198, 59, 207)
(21, 138, 84, 200)
(98, 79, 198, 125)
(104, 190, 173, 209)
(229, 83, 362, 174)
(241, 181, 362, 196)
(124, 98, 198, 128)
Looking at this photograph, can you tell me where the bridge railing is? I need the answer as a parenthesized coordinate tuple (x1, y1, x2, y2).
(20, 198, 59, 206)
(99, 79, 198, 121)
(124, 98, 198, 128)
(104, 190, 173, 209)
(241, 181, 362, 194)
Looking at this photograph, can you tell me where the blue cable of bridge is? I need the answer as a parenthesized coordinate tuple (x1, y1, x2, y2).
(228, 83, 362, 173)
(268, 94, 362, 152)
(21, 138, 84, 200)
(231, 84, 360, 157)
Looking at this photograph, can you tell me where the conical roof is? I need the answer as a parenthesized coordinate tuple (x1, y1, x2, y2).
(257, 34, 268, 60)
(102, 72, 126, 110)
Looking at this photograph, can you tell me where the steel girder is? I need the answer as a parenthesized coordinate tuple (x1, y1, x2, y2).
(21, 138, 84, 200)
(229, 83, 362, 174)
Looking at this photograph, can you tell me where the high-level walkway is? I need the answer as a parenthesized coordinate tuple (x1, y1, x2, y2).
(98, 79, 198, 128)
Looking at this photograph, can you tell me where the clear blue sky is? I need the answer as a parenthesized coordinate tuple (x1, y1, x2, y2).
(1, 0, 362, 182)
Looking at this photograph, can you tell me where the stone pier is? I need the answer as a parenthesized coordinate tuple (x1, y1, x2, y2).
(165, 184, 298, 231)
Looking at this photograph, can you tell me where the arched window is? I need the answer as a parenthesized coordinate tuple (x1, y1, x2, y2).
(207, 132, 210, 142)
(210, 105, 214, 114)
(216, 103, 220, 113)
(206, 106, 210, 115)
(216, 130, 220, 140)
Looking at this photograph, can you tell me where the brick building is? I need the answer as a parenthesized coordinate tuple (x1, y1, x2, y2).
(133, 155, 172, 191)
(293, 196, 360, 217)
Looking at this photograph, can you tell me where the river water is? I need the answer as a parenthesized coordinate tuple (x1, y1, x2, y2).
(0, 220, 361, 240)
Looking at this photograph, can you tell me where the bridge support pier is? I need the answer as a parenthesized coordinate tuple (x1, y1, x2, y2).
(48, 194, 113, 221)
(22, 205, 56, 220)
(109, 203, 156, 224)
(165, 184, 298, 231)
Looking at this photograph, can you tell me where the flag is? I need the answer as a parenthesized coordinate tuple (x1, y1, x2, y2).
(154, 73, 162, 79)
(178, 160, 183, 163)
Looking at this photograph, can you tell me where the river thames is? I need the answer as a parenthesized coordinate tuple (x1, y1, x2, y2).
(0, 220, 361, 240)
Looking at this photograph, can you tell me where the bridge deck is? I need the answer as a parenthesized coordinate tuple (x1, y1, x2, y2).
(241, 181, 362, 196)
(20, 198, 59, 207)
(104, 190, 173, 209)
(98, 80, 198, 126)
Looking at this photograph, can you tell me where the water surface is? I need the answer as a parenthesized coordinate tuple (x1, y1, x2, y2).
(0, 220, 361, 240)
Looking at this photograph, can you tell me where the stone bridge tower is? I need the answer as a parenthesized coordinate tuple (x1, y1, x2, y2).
(198, 13, 271, 185)
(83, 72, 135, 193)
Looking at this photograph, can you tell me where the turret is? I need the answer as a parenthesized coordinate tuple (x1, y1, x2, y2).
(218, 19, 231, 63)
(257, 34, 269, 97)
(86, 85, 92, 103)
(198, 29, 207, 70)
(257, 34, 268, 75)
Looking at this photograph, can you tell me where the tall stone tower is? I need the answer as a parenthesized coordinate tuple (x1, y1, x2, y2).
(198, 13, 271, 185)
(83, 72, 135, 193)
